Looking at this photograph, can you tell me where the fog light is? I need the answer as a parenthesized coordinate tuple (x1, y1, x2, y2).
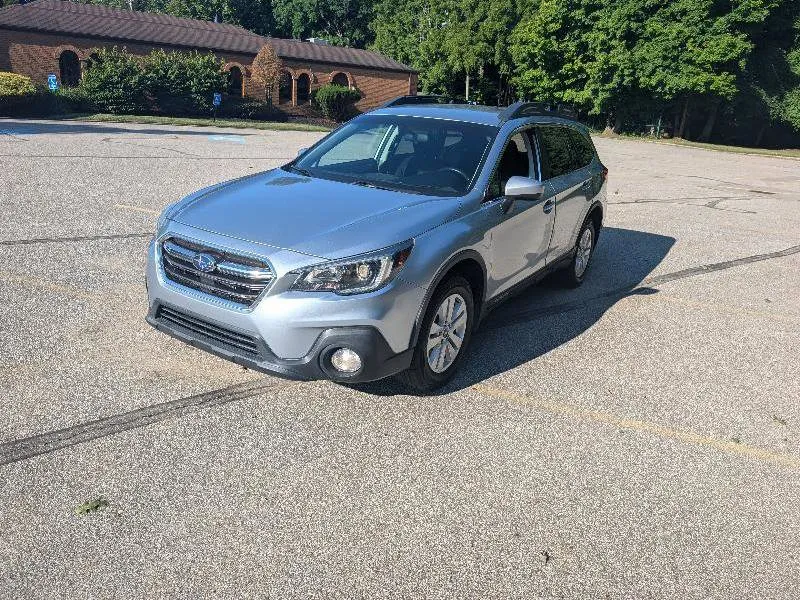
(330, 348, 362, 373)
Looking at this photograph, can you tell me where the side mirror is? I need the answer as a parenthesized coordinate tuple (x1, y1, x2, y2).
(297, 147, 308, 157)
(504, 176, 544, 200)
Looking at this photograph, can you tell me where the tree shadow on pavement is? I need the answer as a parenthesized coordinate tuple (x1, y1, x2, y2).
(356, 227, 676, 396)
(0, 119, 257, 138)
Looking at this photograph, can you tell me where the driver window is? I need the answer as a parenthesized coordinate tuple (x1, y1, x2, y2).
(487, 132, 532, 199)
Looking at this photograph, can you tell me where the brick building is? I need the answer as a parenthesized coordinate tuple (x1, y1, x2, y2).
(0, 0, 417, 114)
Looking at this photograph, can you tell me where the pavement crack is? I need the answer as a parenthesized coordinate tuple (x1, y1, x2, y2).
(0, 232, 152, 247)
(101, 136, 200, 157)
(0, 379, 293, 466)
(609, 196, 755, 213)
(486, 244, 800, 330)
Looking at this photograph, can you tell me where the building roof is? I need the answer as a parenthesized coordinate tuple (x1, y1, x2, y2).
(0, 0, 415, 73)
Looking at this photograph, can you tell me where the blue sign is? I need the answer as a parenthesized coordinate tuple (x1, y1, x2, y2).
(47, 74, 58, 91)
(213, 92, 222, 107)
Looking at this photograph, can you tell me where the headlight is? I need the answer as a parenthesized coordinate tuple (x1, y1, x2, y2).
(291, 243, 413, 295)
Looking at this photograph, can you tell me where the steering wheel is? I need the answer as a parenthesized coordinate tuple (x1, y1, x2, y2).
(437, 167, 470, 187)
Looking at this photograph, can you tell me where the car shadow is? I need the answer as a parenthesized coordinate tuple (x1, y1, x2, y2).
(355, 227, 676, 396)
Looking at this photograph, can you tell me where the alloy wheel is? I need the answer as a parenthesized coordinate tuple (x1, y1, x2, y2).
(426, 293, 468, 373)
(574, 227, 593, 278)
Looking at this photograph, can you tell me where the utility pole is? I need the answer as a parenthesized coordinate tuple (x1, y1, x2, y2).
(465, 73, 470, 102)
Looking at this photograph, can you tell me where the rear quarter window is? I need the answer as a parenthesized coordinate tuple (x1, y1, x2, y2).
(567, 128, 595, 169)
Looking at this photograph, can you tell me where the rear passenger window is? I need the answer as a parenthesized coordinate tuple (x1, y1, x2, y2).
(537, 127, 573, 179)
(567, 128, 595, 168)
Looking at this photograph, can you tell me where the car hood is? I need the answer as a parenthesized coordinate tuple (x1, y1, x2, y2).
(172, 169, 464, 260)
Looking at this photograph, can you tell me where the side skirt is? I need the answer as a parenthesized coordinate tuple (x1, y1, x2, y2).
(481, 250, 573, 320)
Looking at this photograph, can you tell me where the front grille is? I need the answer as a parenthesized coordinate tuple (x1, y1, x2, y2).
(156, 305, 260, 356)
(160, 237, 273, 306)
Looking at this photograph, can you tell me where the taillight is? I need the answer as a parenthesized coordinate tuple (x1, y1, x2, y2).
(602, 166, 608, 182)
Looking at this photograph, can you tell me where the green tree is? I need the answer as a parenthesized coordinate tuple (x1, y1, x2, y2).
(370, 0, 518, 103)
(272, 0, 374, 47)
(732, 0, 800, 144)
(633, 0, 776, 139)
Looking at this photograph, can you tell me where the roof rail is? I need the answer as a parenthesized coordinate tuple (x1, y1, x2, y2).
(381, 95, 455, 108)
(499, 101, 579, 123)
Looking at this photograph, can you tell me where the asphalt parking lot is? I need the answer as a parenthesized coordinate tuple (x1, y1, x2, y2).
(1, 118, 799, 598)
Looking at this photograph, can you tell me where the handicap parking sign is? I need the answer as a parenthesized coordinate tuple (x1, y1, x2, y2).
(213, 92, 222, 107)
(47, 74, 58, 91)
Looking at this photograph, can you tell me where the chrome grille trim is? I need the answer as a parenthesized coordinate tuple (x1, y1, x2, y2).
(157, 305, 260, 355)
(160, 237, 274, 306)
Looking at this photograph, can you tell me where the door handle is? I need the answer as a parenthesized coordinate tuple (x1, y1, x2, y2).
(543, 199, 555, 214)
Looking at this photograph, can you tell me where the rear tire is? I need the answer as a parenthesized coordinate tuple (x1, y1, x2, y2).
(398, 276, 475, 393)
(558, 218, 597, 288)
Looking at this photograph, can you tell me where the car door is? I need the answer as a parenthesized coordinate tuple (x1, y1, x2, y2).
(482, 130, 556, 296)
(536, 125, 588, 260)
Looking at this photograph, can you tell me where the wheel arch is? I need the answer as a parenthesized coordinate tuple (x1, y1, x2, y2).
(586, 201, 603, 244)
(408, 250, 488, 349)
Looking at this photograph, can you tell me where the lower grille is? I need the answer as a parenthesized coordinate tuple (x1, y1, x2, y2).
(156, 305, 260, 356)
(160, 237, 273, 306)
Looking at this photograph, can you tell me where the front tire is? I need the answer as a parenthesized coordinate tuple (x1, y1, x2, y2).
(398, 276, 475, 393)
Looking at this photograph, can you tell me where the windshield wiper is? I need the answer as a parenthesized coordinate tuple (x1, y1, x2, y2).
(286, 165, 312, 177)
(351, 180, 397, 192)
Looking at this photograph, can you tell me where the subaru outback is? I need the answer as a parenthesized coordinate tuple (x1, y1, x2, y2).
(146, 99, 607, 391)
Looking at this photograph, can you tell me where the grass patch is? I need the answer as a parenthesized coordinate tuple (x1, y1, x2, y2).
(55, 113, 333, 132)
(75, 496, 109, 516)
(596, 132, 800, 159)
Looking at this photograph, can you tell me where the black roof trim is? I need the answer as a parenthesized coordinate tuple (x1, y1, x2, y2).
(381, 95, 457, 108)
(499, 101, 579, 123)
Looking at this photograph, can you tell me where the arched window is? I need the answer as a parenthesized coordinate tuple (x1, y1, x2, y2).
(227, 66, 243, 97)
(59, 50, 81, 87)
(296, 73, 311, 104)
(331, 72, 349, 87)
(278, 71, 292, 104)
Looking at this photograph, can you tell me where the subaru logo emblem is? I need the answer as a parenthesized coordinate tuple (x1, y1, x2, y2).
(192, 252, 217, 273)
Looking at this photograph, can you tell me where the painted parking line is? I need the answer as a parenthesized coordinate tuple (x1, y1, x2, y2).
(208, 134, 246, 144)
(473, 384, 800, 470)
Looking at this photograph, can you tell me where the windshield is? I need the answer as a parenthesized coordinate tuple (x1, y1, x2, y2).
(289, 115, 497, 196)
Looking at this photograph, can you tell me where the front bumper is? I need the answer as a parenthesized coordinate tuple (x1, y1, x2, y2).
(146, 302, 413, 382)
(145, 228, 422, 383)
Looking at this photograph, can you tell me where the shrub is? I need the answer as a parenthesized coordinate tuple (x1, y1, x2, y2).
(216, 96, 288, 121)
(143, 50, 225, 115)
(0, 72, 36, 114)
(79, 47, 147, 114)
(54, 86, 90, 112)
(0, 71, 35, 98)
(313, 84, 361, 121)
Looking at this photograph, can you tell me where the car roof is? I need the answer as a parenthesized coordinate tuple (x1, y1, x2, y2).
(369, 103, 584, 129)
(370, 104, 504, 126)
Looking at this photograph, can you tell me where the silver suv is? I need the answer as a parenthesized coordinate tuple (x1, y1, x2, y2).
(146, 99, 607, 391)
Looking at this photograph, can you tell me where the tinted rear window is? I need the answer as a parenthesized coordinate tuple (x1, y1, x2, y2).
(537, 126, 573, 179)
(567, 128, 595, 168)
